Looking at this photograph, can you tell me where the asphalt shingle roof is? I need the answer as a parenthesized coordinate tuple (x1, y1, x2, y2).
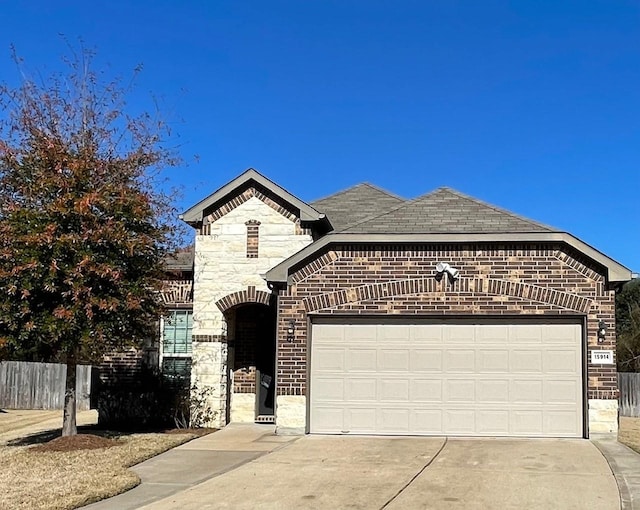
(165, 245, 195, 271)
(311, 183, 405, 231)
(340, 187, 556, 234)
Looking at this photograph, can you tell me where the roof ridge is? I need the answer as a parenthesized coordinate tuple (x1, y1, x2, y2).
(358, 182, 406, 201)
(310, 181, 404, 205)
(340, 186, 558, 234)
(435, 187, 557, 232)
(337, 190, 426, 232)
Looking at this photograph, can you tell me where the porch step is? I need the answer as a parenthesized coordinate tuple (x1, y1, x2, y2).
(255, 415, 275, 424)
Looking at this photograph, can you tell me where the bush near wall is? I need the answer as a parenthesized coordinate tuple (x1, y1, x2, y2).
(96, 366, 190, 431)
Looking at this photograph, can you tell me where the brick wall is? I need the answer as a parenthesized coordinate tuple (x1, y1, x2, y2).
(276, 243, 616, 399)
(99, 348, 146, 386)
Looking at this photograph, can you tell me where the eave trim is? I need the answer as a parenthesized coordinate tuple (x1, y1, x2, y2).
(264, 232, 632, 285)
(181, 168, 325, 224)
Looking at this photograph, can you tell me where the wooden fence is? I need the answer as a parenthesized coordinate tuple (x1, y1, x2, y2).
(0, 361, 92, 410)
(618, 373, 640, 417)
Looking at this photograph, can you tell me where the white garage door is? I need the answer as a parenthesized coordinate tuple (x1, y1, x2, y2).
(310, 322, 583, 437)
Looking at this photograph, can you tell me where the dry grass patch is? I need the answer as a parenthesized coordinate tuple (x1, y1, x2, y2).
(0, 431, 202, 510)
(0, 410, 61, 434)
(618, 416, 640, 453)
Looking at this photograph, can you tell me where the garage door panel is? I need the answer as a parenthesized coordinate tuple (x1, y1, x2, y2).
(512, 410, 544, 435)
(412, 409, 443, 433)
(411, 326, 443, 343)
(510, 326, 543, 343)
(545, 410, 580, 435)
(379, 349, 410, 371)
(347, 408, 377, 433)
(380, 379, 410, 401)
(543, 380, 581, 403)
(346, 378, 377, 400)
(312, 324, 345, 343)
(477, 410, 510, 435)
(512, 379, 544, 403)
(312, 407, 344, 433)
(445, 350, 476, 372)
(313, 348, 345, 371)
(445, 326, 476, 344)
(347, 349, 377, 371)
(380, 409, 410, 433)
(444, 409, 476, 434)
(310, 322, 582, 437)
(411, 379, 443, 401)
(313, 377, 344, 401)
(543, 324, 580, 344)
(511, 350, 543, 372)
(410, 350, 443, 371)
(378, 325, 410, 342)
(446, 379, 476, 402)
(544, 350, 580, 373)
(345, 325, 377, 342)
(476, 326, 510, 344)
(478, 349, 510, 372)
(477, 379, 509, 402)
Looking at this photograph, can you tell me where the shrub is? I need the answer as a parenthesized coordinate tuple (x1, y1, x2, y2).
(96, 366, 189, 431)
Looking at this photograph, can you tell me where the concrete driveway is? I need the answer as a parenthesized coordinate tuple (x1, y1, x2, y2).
(140, 434, 618, 510)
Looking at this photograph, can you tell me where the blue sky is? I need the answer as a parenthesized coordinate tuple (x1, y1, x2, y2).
(2, 1, 639, 271)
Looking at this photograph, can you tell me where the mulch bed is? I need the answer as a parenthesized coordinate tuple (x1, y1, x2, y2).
(25, 427, 215, 453)
(30, 434, 121, 452)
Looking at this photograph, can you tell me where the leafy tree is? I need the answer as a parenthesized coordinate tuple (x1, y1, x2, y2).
(0, 47, 179, 435)
(617, 278, 640, 372)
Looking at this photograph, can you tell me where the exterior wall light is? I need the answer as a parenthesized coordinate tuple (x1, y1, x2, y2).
(286, 320, 296, 343)
(435, 262, 460, 283)
(597, 320, 607, 343)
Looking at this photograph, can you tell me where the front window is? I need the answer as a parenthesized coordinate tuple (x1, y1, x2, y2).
(162, 309, 193, 381)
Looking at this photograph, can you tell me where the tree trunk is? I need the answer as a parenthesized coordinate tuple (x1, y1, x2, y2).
(62, 357, 77, 436)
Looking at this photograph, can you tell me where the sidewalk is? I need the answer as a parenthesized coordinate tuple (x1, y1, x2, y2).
(81, 423, 298, 510)
(593, 438, 640, 510)
(0, 409, 98, 444)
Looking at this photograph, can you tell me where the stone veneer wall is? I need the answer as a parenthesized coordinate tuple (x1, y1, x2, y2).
(275, 243, 618, 435)
(191, 194, 313, 427)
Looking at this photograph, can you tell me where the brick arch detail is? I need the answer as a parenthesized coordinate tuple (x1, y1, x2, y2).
(216, 286, 272, 312)
(302, 277, 592, 314)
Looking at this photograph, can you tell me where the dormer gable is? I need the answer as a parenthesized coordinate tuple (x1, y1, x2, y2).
(180, 168, 326, 231)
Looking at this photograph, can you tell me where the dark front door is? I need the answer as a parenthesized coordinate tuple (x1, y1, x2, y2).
(255, 309, 276, 416)
(233, 303, 276, 418)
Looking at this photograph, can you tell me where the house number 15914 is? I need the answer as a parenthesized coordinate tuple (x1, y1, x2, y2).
(590, 350, 614, 365)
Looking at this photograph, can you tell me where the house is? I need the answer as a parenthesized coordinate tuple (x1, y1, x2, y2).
(157, 168, 632, 438)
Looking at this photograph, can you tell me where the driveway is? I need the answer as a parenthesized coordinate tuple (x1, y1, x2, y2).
(139, 435, 618, 510)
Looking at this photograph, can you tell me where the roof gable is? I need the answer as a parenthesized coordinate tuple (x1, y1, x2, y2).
(180, 168, 324, 225)
(311, 183, 405, 231)
(341, 187, 555, 234)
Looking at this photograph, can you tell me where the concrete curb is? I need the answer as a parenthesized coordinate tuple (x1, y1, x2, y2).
(593, 439, 640, 510)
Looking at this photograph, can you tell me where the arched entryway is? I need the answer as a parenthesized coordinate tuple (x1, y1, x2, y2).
(225, 302, 277, 423)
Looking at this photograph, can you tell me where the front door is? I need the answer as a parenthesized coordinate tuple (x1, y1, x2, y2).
(255, 308, 276, 418)
(232, 303, 276, 421)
